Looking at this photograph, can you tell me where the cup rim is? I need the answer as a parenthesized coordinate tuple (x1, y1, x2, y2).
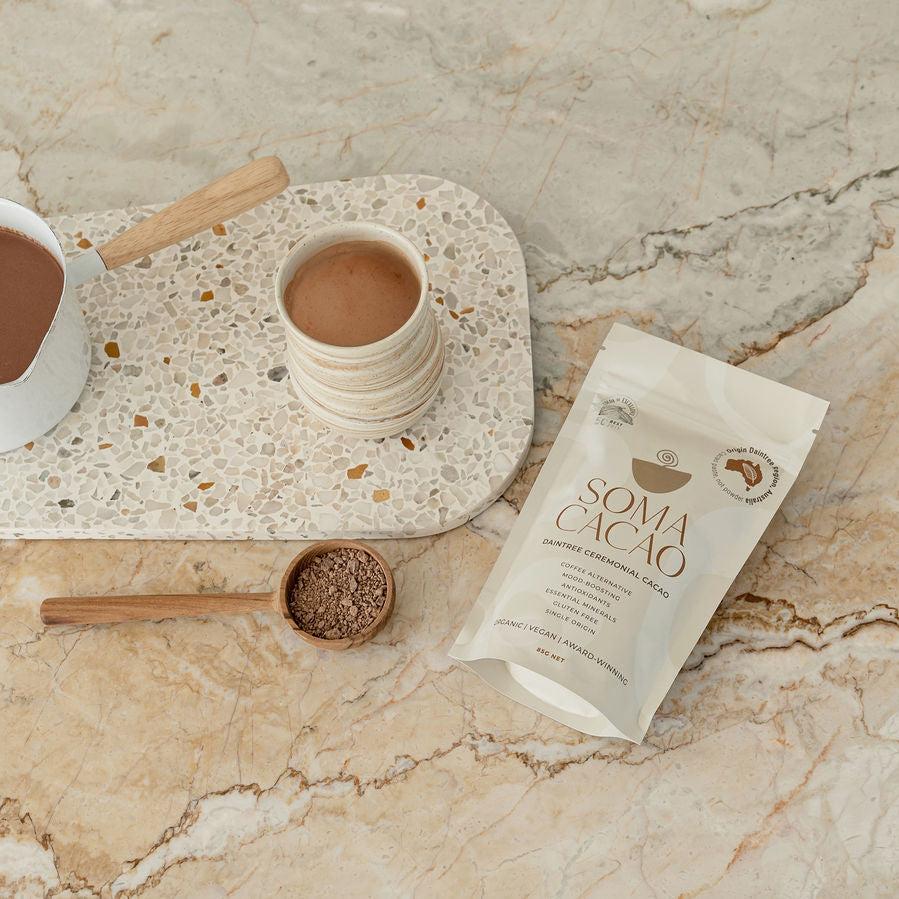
(275, 221, 430, 357)
(0, 197, 69, 389)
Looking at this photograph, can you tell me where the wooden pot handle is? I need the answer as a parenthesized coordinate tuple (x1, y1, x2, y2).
(96, 156, 289, 271)
(40, 592, 274, 626)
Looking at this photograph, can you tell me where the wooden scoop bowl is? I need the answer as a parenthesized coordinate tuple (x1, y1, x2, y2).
(40, 540, 395, 651)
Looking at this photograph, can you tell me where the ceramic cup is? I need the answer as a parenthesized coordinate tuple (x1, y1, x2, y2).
(0, 199, 92, 454)
(275, 222, 446, 439)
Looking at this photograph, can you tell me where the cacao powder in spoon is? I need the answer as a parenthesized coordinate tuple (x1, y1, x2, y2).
(287, 547, 388, 640)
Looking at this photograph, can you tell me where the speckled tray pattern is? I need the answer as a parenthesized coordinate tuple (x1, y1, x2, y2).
(0, 175, 533, 539)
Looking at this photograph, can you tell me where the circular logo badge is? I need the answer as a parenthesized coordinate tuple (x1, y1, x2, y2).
(592, 394, 637, 430)
(711, 446, 780, 505)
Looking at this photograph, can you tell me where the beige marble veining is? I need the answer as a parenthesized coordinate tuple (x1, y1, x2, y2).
(1, 1, 898, 896)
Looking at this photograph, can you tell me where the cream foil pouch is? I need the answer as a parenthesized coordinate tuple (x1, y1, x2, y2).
(450, 324, 828, 742)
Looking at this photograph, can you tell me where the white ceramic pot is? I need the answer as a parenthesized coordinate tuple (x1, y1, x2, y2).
(0, 198, 94, 453)
(0, 157, 290, 453)
(276, 222, 445, 439)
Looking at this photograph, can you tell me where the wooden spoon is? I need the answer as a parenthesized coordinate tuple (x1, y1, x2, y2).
(40, 540, 395, 651)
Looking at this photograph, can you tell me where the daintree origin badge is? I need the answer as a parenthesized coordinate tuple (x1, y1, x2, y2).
(711, 446, 780, 505)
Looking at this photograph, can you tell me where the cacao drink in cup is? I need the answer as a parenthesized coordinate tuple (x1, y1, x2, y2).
(276, 222, 446, 439)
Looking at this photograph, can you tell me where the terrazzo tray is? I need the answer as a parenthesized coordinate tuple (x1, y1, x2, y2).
(0, 175, 534, 539)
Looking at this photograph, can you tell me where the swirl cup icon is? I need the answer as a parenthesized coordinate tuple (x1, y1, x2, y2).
(631, 450, 692, 494)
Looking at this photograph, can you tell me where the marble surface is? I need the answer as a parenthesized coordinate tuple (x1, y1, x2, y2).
(1, 1, 897, 896)
(1, 176, 532, 540)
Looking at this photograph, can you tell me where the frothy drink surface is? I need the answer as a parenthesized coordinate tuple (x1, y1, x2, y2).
(285, 240, 419, 347)
(0, 226, 65, 384)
